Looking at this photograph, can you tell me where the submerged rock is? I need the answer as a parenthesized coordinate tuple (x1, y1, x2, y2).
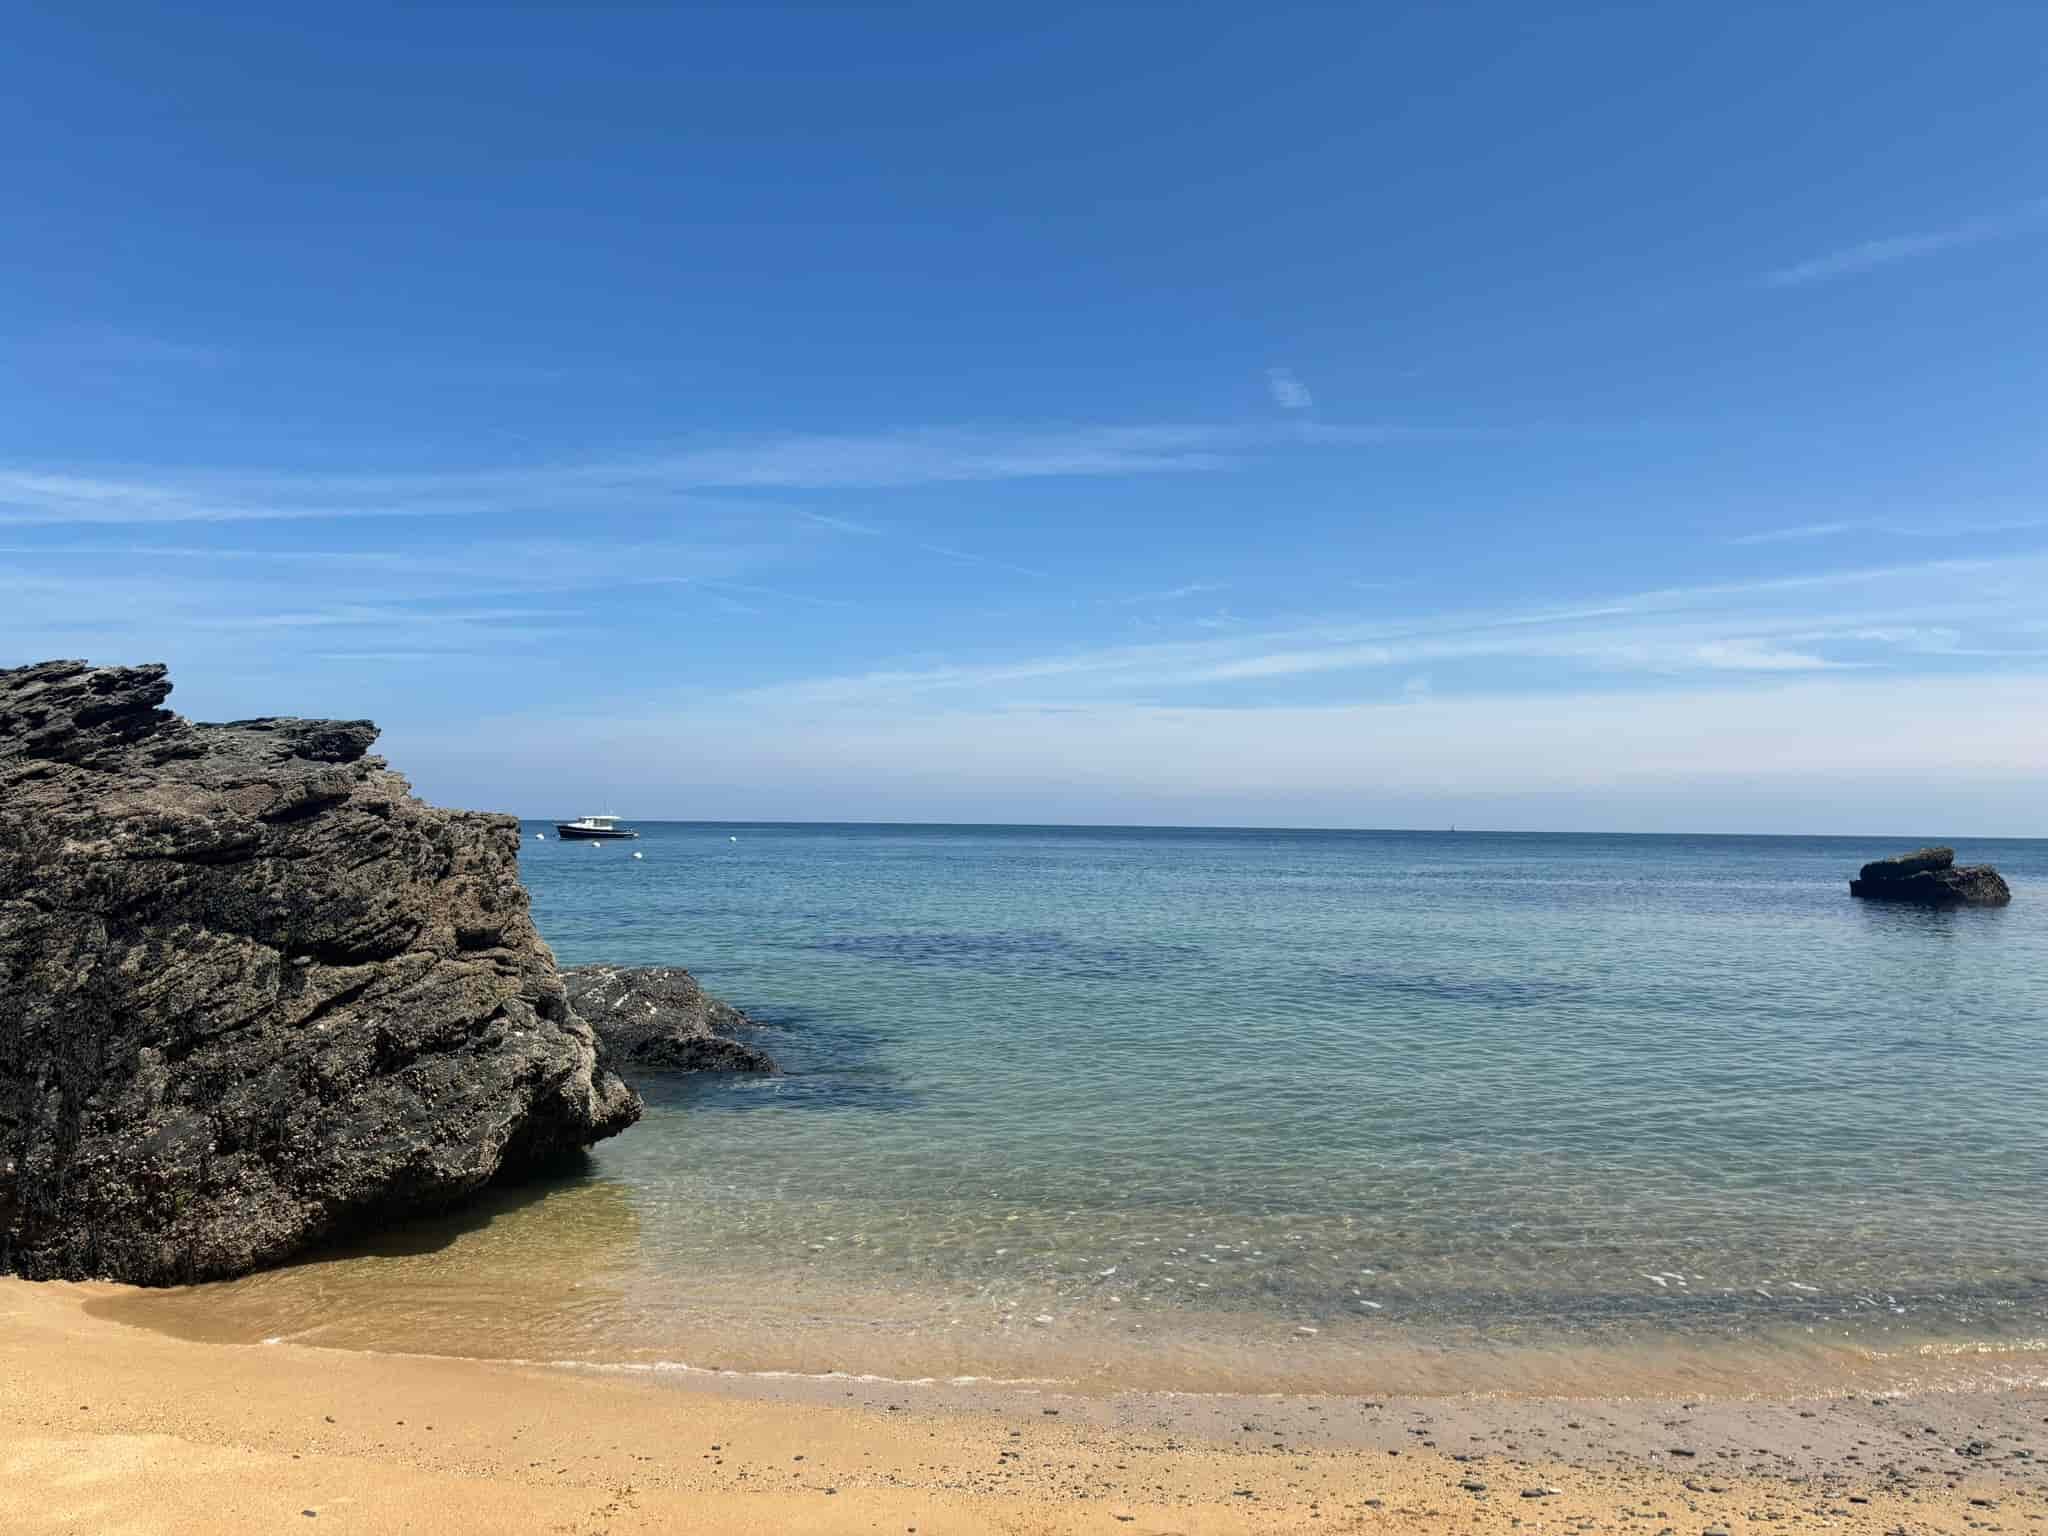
(1848, 845, 2012, 907)
(559, 965, 780, 1074)
(0, 659, 641, 1285)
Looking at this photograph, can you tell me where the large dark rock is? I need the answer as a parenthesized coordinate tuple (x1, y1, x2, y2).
(1856, 846, 1956, 882)
(1849, 845, 2012, 907)
(0, 659, 641, 1285)
(560, 965, 780, 1075)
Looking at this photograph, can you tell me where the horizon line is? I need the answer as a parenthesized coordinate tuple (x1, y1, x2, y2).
(511, 816, 2044, 843)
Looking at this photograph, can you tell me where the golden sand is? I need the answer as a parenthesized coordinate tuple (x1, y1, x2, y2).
(3, 1277, 2042, 1535)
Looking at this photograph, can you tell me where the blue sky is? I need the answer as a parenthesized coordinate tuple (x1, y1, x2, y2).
(4, 3, 2044, 832)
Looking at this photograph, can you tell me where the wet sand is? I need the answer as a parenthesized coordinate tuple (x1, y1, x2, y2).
(73, 1170, 2048, 1404)
(5, 1278, 2045, 1534)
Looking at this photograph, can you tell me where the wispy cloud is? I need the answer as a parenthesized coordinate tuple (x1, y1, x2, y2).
(1186, 643, 1397, 682)
(1106, 581, 1225, 606)
(796, 511, 889, 537)
(0, 563, 585, 663)
(623, 425, 1241, 488)
(797, 509, 1047, 578)
(0, 531, 789, 673)
(311, 650, 495, 663)
(0, 413, 1559, 546)
(713, 551, 2048, 712)
(1688, 639, 1848, 671)
(1727, 521, 1860, 546)
(0, 469, 481, 526)
(184, 604, 581, 632)
(7, 329, 226, 368)
(1728, 513, 2048, 545)
(678, 577, 860, 611)
(910, 538, 1049, 579)
(1266, 368, 1313, 410)
(0, 536, 774, 596)
(0, 419, 1470, 526)
(1763, 197, 2048, 287)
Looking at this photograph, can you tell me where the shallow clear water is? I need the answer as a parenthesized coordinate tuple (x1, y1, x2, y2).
(106, 826, 2048, 1395)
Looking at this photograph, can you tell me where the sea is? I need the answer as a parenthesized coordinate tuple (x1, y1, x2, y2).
(104, 825, 2048, 1398)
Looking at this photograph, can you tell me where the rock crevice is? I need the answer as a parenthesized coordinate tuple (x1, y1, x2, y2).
(0, 659, 641, 1285)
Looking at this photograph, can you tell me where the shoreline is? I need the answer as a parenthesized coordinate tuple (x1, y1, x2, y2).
(80, 1281, 2048, 1404)
(76, 1185, 2048, 1404)
(9, 1279, 2044, 1534)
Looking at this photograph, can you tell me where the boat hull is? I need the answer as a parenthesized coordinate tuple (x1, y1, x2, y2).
(554, 825, 640, 839)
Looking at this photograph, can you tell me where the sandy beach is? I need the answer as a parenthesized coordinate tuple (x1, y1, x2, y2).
(5, 1278, 2042, 1535)
(9, 0, 2048, 1527)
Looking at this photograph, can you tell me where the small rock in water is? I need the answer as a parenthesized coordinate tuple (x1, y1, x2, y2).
(1848, 845, 2011, 906)
(559, 965, 779, 1077)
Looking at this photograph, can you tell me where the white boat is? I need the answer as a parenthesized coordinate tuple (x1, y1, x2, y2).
(554, 814, 639, 841)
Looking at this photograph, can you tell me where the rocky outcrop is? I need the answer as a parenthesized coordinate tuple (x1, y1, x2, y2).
(1849, 846, 2012, 907)
(0, 659, 641, 1285)
(561, 966, 780, 1075)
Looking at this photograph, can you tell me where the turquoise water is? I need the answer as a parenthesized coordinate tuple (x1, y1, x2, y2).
(123, 826, 2048, 1394)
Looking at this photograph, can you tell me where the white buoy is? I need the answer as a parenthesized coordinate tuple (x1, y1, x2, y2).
(632, 851, 644, 859)
(729, 835, 738, 842)
(534, 832, 544, 840)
